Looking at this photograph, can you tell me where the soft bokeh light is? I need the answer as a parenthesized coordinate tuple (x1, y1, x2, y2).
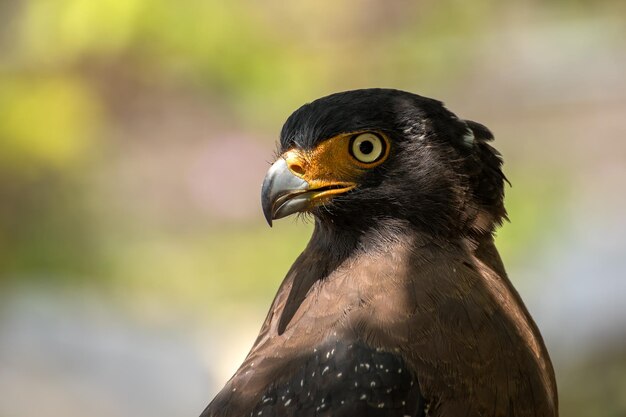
(1, 1, 625, 416)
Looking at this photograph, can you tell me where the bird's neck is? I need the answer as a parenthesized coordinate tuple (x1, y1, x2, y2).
(274, 217, 485, 334)
(310, 216, 493, 262)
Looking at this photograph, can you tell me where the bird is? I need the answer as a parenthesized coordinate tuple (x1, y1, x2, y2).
(200, 88, 558, 417)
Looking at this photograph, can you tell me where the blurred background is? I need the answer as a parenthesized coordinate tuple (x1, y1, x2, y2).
(0, 0, 625, 416)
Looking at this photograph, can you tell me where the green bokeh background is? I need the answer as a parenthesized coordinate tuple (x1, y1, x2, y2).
(1, 1, 625, 416)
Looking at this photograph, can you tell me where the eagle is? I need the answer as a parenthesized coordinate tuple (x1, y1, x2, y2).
(200, 89, 558, 417)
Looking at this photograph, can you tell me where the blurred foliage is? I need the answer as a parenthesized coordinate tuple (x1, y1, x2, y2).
(559, 346, 626, 417)
(0, 73, 102, 281)
(14, 0, 620, 126)
(0, 75, 101, 172)
(102, 223, 312, 315)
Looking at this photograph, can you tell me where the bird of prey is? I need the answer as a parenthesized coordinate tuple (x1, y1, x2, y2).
(201, 89, 558, 417)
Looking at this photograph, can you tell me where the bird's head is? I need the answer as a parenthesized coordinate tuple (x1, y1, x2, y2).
(262, 89, 507, 237)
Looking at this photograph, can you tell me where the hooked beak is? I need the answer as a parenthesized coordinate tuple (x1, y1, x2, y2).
(260, 158, 355, 226)
(261, 159, 310, 226)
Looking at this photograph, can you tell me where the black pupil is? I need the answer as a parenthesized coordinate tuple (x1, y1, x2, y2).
(359, 140, 374, 155)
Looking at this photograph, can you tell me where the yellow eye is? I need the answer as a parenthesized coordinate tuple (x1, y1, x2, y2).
(350, 133, 385, 164)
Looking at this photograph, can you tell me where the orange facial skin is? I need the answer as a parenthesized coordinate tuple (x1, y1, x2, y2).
(280, 131, 391, 206)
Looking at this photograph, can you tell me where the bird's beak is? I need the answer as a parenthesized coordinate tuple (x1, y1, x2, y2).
(261, 155, 356, 226)
(261, 158, 310, 226)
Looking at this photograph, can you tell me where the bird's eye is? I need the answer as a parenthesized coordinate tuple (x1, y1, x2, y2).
(350, 133, 385, 164)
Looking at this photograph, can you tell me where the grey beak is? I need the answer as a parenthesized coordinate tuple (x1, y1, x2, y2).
(261, 159, 310, 226)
